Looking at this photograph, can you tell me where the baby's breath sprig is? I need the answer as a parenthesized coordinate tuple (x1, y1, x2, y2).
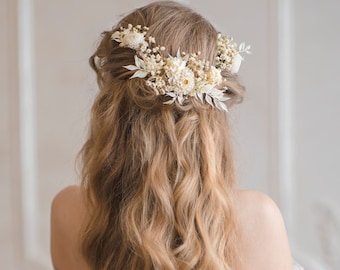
(215, 33, 251, 74)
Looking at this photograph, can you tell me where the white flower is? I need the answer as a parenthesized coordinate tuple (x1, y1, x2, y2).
(166, 67, 195, 95)
(206, 66, 223, 85)
(148, 36, 156, 43)
(121, 32, 146, 50)
(164, 56, 187, 73)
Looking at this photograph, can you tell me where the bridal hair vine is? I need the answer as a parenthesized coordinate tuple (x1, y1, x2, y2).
(111, 24, 250, 111)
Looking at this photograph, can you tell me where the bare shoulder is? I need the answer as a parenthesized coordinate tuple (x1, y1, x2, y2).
(51, 185, 88, 235)
(52, 185, 86, 211)
(51, 185, 90, 270)
(236, 190, 282, 220)
(235, 190, 293, 270)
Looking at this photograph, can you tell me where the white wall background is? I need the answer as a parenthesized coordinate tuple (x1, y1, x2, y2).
(0, 0, 339, 269)
(292, 0, 340, 268)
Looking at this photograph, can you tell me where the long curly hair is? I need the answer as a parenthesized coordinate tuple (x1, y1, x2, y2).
(79, 1, 245, 269)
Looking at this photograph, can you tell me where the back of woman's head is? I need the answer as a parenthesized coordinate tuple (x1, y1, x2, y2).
(91, 0, 244, 112)
(80, 1, 245, 269)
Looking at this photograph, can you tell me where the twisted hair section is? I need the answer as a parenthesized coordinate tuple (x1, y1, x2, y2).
(80, 1, 245, 269)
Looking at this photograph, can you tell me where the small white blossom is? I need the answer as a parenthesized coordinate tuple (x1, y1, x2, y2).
(206, 66, 223, 85)
(121, 32, 145, 50)
(167, 67, 195, 95)
(165, 56, 187, 73)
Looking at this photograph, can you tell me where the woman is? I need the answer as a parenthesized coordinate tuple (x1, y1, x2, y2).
(51, 1, 296, 269)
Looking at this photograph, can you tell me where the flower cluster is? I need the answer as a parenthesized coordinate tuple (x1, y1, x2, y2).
(215, 33, 251, 74)
(111, 24, 250, 111)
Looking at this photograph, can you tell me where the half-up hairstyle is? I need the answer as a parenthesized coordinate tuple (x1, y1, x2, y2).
(80, 1, 245, 269)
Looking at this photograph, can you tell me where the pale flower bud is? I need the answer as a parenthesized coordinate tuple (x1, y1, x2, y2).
(122, 32, 145, 50)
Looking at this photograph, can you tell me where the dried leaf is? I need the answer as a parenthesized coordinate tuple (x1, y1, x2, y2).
(196, 92, 204, 103)
(216, 100, 228, 112)
(123, 65, 139, 71)
(130, 70, 148, 79)
(205, 95, 213, 107)
(134, 55, 146, 69)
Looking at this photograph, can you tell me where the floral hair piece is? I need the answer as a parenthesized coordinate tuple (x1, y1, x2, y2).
(111, 24, 250, 111)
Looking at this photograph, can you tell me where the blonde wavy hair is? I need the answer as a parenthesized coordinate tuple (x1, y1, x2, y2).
(80, 1, 245, 269)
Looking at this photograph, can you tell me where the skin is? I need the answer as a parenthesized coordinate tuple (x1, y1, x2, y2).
(51, 186, 293, 270)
